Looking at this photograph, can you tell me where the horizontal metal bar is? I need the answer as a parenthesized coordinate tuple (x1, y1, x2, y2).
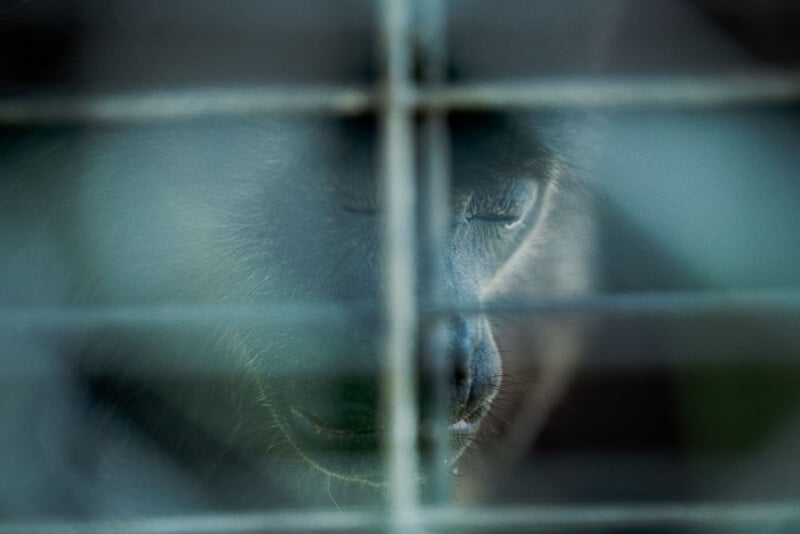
(2, 289, 799, 329)
(476, 288, 800, 316)
(2, 501, 798, 533)
(0, 86, 374, 124)
(417, 72, 800, 110)
(0, 301, 368, 329)
(0, 511, 377, 534)
(2, 72, 800, 124)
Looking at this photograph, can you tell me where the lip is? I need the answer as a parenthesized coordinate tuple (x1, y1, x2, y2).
(291, 405, 481, 441)
(282, 404, 484, 482)
(448, 418, 478, 434)
(290, 406, 379, 438)
(449, 400, 492, 434)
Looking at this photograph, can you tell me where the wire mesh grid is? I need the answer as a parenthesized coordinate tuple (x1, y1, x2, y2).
(2, 0, 800, 532)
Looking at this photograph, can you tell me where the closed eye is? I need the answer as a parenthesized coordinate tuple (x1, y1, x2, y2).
(464, 176, 539, 231)
(468, 212, 524, 230)
(468, 212, 520, 223)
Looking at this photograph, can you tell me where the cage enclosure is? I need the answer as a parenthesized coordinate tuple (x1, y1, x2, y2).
(1, 1, 800, 532)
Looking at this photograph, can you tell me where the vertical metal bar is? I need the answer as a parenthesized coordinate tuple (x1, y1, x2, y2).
(417, 0, 453, 505)
(379, 0, 420, 531)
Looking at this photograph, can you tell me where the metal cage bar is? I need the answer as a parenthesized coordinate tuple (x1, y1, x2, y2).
(3, 502, 800, 533)
(0, 87, 374, 124)
(2, 73, 800, 125)
(3, 289, 800, 328)
(378, 0, 421, 530)
(417, 0, 453, 504)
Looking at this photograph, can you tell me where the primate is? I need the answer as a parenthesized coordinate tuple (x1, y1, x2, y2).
(3, 0, 795, 522)
(0, 0, 619, 519)
(0, 112, 591, 515)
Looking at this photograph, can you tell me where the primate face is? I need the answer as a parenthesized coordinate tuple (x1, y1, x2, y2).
(43, 113, 558, 491)
(240, 117, 556, 484)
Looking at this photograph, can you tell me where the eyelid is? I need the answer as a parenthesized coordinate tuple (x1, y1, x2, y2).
(467, 213, 520, 223)
(467, 195, 525, 225)
(466, 212, 525, 233)
(466, 177, 541, 229)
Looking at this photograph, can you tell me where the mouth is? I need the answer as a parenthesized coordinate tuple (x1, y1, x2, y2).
(265, 342, 501, 481)
(272, 399, 490, 486)
(287, 403, 484, 451)
(285, 404, 383, 471)
(290, 404, 482, 437)
(290, 406, 380, 438)
(448, 395, 494, 434)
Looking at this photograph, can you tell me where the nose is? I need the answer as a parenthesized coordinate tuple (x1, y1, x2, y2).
(417, 314, 501, 424)
(447, 316, 477, 412)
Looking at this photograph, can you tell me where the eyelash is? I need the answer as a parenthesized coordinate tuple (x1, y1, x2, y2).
(467, 200, 523, 227)
(342, 192, 530, 229)
(468, 212, 520, 223)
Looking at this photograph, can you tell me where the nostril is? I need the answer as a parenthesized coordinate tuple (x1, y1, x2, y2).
(450, 361, 471, 416)
(453, 362, 469, 387)
(447, 315, 480, 414)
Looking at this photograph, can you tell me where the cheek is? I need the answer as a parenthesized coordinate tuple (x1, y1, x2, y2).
(269, 225, 380, 301)
(448, 227, 514, 298)
(228, 206, 384, 384)
(235, 188, 382, 302)
(244, 313, 383, 383)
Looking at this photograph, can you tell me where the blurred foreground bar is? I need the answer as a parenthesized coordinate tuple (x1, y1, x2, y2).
(2, 72, 800, 124)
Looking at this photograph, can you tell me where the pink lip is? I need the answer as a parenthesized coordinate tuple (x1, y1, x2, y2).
(448, 419, 477, 433)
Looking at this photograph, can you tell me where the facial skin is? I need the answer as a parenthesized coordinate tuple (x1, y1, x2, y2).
(0, 113, 562, 512)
